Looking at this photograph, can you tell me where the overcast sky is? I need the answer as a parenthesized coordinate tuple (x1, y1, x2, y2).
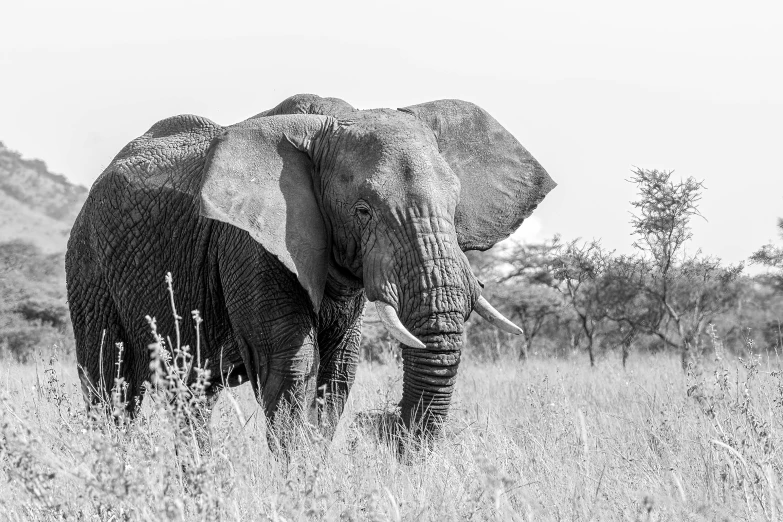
(2, 0, 781, 266)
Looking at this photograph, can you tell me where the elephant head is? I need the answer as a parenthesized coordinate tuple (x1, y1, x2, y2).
(199, 94, 556, 436)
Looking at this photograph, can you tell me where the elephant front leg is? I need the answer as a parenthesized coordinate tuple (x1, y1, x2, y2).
(258, 327, 320, 454)
(219, 234, 322, 455)
(316, 297, 365, 438)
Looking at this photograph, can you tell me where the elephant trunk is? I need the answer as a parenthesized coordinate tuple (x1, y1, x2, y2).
(399, 321, 463, 436)
(395, 253, 479, 438)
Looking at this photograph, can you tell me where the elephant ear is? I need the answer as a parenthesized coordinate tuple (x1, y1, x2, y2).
(399, 100, 556, 251)
(200, 114, 334, 312)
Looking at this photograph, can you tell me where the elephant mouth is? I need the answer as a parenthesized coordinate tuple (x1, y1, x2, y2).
(327, 257, 364, 290)
(372, 293, 521, 349)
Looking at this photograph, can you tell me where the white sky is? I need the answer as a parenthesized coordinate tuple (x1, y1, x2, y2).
(2, 0, 781, 265)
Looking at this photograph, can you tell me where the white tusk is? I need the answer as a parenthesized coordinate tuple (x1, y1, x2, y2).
(374, 301, 426, 349)
(473, 296, 524, 335)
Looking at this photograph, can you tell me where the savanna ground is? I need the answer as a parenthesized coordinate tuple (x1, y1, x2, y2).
(2, 332, 782, 522)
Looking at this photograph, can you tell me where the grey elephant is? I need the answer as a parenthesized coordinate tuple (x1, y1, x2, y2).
(66, 93, 555, 443)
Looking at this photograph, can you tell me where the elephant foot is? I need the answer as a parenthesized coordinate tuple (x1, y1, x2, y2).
(350, 408, 435, 464)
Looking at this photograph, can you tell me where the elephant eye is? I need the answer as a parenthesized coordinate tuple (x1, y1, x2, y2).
(353, 202, 372, 224)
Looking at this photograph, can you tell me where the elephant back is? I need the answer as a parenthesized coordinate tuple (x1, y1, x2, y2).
(252, 94, 356, 119)
(70, 114, 225, 271)
(98, 115, 224, 195)
(69, 114, 228, 307)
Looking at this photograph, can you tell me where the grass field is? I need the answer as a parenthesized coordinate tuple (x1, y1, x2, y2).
(1, 344, 781, 521)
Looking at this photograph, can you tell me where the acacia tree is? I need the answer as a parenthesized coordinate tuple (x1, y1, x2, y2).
(484, 236, 612, 364)
(628, 168, 704, 276)
(480, 235, 562, 285)
(598, 255, 655, 366)
(549, 240, 612, 366)
(628, 168, 743, 368)
(668, 256, 743, 355)
(492, 280, 562, 359)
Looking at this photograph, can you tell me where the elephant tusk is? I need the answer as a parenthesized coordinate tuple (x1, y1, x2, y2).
(374, 301, 426, 349)
(473, 296, 524, 336)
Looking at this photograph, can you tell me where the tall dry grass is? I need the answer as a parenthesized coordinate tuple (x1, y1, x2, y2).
(2, 325, 783, 521)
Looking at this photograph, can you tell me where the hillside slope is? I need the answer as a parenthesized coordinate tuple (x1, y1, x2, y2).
(0, 142, 87, 252)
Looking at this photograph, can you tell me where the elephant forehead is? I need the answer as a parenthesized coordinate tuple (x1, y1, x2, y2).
(346, 109, 438, 148)
(331, 117, 445, 184)
(328, 143, 458, 209)
(366, 152, 458, 201)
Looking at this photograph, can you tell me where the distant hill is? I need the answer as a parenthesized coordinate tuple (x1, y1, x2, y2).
(0, 142, 87, 252)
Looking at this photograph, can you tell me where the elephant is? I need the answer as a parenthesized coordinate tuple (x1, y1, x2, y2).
(65, 93, 555, 445)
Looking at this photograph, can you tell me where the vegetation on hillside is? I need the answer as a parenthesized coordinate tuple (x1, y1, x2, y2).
(0, 240, 71, 361)
(0, 141, 87, 222)
(0, 142, 87, 251)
